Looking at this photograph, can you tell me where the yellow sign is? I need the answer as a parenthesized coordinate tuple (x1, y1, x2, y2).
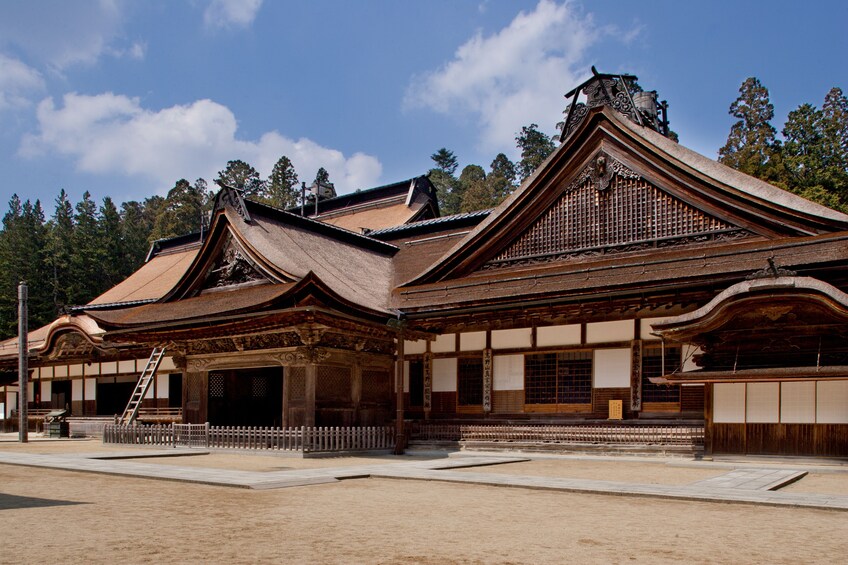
(608, 399, 623, 420)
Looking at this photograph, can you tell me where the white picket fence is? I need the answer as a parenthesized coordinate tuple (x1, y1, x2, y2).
(102, 423, 395, 453)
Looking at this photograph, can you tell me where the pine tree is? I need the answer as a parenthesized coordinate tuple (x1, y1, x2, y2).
(313, 167, 331, 186)
(486, 153, 518, 203)
(216, 159, 264, 196)
(719, 77, 780, 180)
(45, 189, 75, 312)
(150, 179, 205, 241)
(430, 148, 458, 176)
(69, 191, 107, 305)
(821, 87, 848, 203)
(458, 164, 494, 213)
(265, 156, 300, 208)
(516, 123, 556, 181)
(100, 197, 124, 288)
(120, 201, 150, 273)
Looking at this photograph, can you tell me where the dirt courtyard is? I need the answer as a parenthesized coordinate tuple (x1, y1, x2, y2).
(1, 440, 847, 564)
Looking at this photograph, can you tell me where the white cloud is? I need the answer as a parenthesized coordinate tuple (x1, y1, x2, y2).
(20, 92, 382, 195)
(0, 54, 45, 112)
(204, 0, 263, 30)
(0, 0, 132, 70)
(405, 0, 600, 153)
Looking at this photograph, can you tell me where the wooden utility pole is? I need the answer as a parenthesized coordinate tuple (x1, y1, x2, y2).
(18, 281, 28, 443)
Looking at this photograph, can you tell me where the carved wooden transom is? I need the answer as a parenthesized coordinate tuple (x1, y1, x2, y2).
(483, 154, 750, 270)
(202, 233, 270, 289)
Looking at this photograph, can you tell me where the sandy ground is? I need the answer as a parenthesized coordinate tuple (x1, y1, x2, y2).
(455, 458, 724, 485)
(2, 439, 848, 564)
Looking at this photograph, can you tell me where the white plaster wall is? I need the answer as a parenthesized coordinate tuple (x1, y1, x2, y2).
(27, 382, 34, 401)
(746, 382, 779, 423)
(40, 380, 51, 400)
(118, 360, 135, 374)
(639, 317, 672, 341)
(156, 374, 169, 399)
(85, 378, 96, 401)
(780, 381, 816, 423)
(493, 355, 524, 391)
(101, 361, 117, 375)
(72, 379, 83, 402)
(593, 348, 631, 388)
(459, 331, 486, 351)
(69, 363, 83, 377)
(159, 356, 176, 372)
(491, 328, 532, 349)
(40, 366, 53, 379)
(54, 365, 68, 378)
(432, 358, 457, 392)
(586, 320, 634, 344)
(817, 381, 848, 423)
(713, 383, 745, 423)
(401, 361, 409, 393)
(431, 334, 456, 353)
(404, 340, 427, 354)
(682, 344, 702, 372)
(536, 324, 581, 347)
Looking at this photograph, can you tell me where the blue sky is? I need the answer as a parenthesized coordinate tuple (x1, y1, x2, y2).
(1, 0, 846, 211)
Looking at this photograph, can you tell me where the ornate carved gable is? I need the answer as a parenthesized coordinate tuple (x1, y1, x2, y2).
(201, 232, 272, 290)
(482, 152, 751, 270)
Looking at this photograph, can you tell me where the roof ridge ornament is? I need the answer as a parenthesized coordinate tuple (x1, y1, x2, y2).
(746, 257, 798, 280)
(213, 182, 252, 223)
(559, 66, 670, 141)
(566, 151, 640, 193)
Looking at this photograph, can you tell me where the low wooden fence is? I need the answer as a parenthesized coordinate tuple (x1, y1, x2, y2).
(103, 424, 395, 453)
(411, 423, 704, 446)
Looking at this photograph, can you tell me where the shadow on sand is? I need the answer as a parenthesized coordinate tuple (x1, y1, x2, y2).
(0, 493, 88, 511)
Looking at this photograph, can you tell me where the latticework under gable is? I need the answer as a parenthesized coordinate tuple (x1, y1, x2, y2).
(483, 167, 750, 270)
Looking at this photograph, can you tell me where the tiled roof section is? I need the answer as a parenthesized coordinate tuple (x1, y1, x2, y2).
(369, 209, 493, 238)
(88, 282, 296, 327)
(88, 246, 200, 306)
(318, 199, 427, 232)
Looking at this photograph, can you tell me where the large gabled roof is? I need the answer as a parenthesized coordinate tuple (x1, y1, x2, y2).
(401, 106, 848, 289)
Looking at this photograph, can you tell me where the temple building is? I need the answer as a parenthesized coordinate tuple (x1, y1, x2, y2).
(2, 71, 847, 456)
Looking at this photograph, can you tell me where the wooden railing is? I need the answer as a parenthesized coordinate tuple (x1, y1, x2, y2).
(103, 424, 395, 453)
(411, 423, 704, 446)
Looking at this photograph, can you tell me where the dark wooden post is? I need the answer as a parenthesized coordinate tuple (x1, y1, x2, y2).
(18, 281, 28, 443)
(394, 335, 405, 453)
(304, 363, 316, 427)
(351, 356, 362, 425)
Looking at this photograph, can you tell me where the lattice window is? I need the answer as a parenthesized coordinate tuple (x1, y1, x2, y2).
(362, 369, 392, 403)
(252, 375, 267, 398)
(642, 346, 681, 403)
(408, 360, 424, 407)
(457, 357, 483, 406)
(209, 372, 225, 398)
(525, 353, 558, 404)
(488, 176, 737, 267)
(288, 367, 305, 401)
(317, 366, 351, 402)
(556, 351, 592, 404)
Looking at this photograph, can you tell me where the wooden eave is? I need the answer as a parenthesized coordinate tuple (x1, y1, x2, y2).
(651, 366, 848, 384)
(395, 231, 848, 315)
(403, 107, 848, 287)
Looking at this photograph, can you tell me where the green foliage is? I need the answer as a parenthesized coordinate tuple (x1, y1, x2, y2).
(516, 123, 556, 181)
(718, 77, 780, 180)
(313, 167, 331, 186)
(149, 179, 207, 242)
(457, 164, 489, 213)
(430, 148, 458, 176)
(265, 155, 300, 209)
(216, 159, 264, 196)
(428, 168, 461, 216)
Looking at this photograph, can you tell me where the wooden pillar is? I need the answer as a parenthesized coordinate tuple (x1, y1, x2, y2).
(351, 358, 362, 425)
(395, 335, 405, 454)
(282, 366, 291, 428)
(182, 369, 207, 424)
(423, 352, 432, 420)
(304, 363, 317, 427)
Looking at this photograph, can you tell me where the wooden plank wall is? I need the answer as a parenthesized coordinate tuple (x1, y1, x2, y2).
(711, 423, 848, 456)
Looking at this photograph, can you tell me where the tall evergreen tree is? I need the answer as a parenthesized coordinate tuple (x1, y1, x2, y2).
(150, 179, 205, 241)
(265, 155, 300, 208)
(100, 197, 124, 288)
(458, 164, 493, 213)
(313, 167, 331, 186)
(45, 189, 75, 312)
(430, 148, 459, 176)
(821, 87, 848, 203)
(69, 191, 106, 304)
(120, 201, 150, 273)
(486, 153, 518, 203)
(216, 159, 264, 196)
(516, 123, 556, 181)
(718, 77, 780, 180)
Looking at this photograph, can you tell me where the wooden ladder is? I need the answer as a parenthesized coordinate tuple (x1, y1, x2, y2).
(119, 347, 166, 425)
